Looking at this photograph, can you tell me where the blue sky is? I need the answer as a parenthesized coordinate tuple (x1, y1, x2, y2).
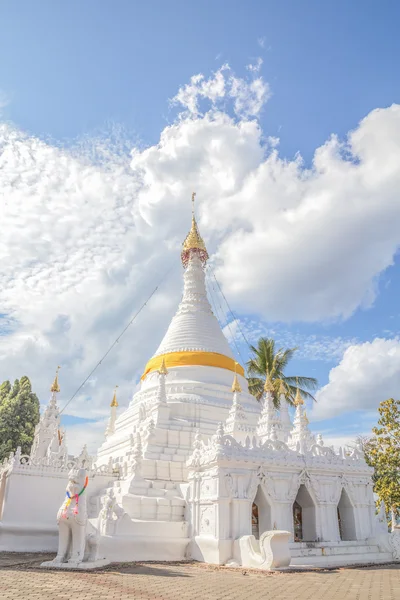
(1, 1, 400, 452)
(2, 1, 399, 157)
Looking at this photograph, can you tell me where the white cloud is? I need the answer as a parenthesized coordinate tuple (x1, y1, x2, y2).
(227, 317, 359, 362)
(1, 64, 400, 453)
(171, 63, 270, 118)
(313, 338, 400, 420)
(246, 58, 263, 74)
(214, 104, 400, 321)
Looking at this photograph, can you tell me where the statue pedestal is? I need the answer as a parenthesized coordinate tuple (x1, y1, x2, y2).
(40, 558, 110, 570)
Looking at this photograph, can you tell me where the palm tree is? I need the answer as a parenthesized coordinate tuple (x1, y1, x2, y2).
(246, 337, 318, 407)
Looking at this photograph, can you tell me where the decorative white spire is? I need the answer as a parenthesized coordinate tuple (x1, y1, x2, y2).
(278, 380, 292, 443)
(105, 386, 119, 438)
(288, 383, 314, 454)
(225, 369, 249, 444)
(30, 367, 63, 461)
(256, 373, 281, 443)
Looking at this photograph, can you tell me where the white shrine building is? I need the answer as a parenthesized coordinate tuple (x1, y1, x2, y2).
(0, 207, 398, 567)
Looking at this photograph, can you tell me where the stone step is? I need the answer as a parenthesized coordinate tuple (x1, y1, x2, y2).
(291, 551, 393, 567)
(290, 543, 381, 558)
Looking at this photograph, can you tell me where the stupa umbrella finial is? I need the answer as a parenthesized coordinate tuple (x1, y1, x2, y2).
(231, 362, 242, 393)
(181, 192, 209, 268)
(294, 378, 304, 406)
(106, 386, 119, 438)
(50, 366, 61, 393)
(110, 385, 119, 407)
(158, 357, 168, 376)
(278, 379, 286, 397)
(264, 370, 274, 394)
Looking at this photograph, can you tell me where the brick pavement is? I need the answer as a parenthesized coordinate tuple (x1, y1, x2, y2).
(0, 553, 399, 600)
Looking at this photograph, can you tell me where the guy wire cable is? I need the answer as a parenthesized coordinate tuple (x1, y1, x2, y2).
(209, 267, 252, 350)
(206, 267, 246, 371)
(59, 262, 176, 415)
(205, 273, 225, 329)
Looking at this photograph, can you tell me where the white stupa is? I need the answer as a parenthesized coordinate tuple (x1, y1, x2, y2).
(96, 199, 260, 479)
(1, 195, 397, 568)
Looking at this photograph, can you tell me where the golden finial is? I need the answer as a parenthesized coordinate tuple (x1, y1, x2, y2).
(181, 193, 209, 268)
(278, 379, 286, 396)
(192, 191, 196, 215)
(294, 378, 304, 406)
(110, 385, 119, 407)
(231, 363, 242, 393)
(264, 370, 275, 393)
(50, 366, 61, 393)
(304, 410, 309, 425)
(158, 357, 168, 376)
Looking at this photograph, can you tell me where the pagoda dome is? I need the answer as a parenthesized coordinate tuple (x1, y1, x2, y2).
(142, 195, 244, 380)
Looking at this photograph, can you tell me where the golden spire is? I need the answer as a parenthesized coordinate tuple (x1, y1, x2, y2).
(264, 371, 275, 393)
(181, 192, 209, 268)
(304, 410, 309, 425)
(50, 366, 61, 393)
(158, 357, 168, 376)
(231, 363, 242, 393)
(294, 378, 304, 406)
(278, 379, 286, 396)
(110, 386, 118, 407)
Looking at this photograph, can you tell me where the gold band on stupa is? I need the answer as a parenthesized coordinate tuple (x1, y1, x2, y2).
(141, 351, 245, 380)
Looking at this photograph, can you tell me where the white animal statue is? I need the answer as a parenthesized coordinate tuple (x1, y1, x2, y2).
(234, 530, 292, 570)
(41, 467, 109, 569)
(47, 467, 89, 566)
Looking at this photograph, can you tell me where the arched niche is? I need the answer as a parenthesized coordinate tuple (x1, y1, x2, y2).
(251, 485, 272, 539)
(293, 484, 317, 542)
(337, 487, 357, 541)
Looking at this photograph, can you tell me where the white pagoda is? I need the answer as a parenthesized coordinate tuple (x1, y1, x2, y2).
(0, 199, 398, 567)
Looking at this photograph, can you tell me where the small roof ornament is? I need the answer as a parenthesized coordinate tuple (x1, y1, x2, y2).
(231, 363, 242, 393)
(181, 192, 209, 268)
(294, 378, 304, 406)
(50, 366, 61, 393)
(110, 385, 119, 407)
(278, 379, 287, 396)
(264, 371, 275, 393)
(158, 357, 168, 376)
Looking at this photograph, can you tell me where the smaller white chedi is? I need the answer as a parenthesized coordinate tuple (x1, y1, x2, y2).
(1, 194, 399, 568)
(30, 367, 68, 465)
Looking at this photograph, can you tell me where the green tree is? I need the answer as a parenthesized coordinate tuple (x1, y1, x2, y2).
(246, 337, 318, 406)
(0, 376, 40, 461)
(363, 398, 400, 522)
(0, 380, 11, 402)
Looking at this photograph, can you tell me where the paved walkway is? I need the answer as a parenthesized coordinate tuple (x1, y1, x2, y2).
(0, 553, 399, 599)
